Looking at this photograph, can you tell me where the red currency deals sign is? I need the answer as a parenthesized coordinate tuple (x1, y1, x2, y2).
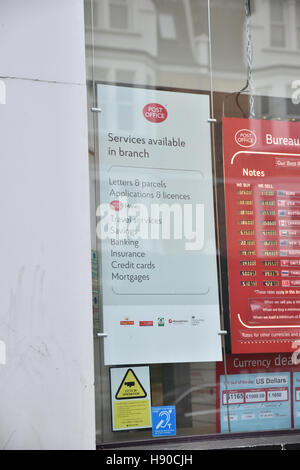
(223, 117, 300, 354)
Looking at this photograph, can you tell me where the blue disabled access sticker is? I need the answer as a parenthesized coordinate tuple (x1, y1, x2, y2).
(152, 406, 176, 437)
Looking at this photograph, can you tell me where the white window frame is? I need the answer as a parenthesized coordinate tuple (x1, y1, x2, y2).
(99, 0, 136, 32)
(269, 0, 286, 48)
(158, 13, 177, 40)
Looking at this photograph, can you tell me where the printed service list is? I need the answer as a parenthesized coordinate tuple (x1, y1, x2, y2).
(97, 84, 221, 365)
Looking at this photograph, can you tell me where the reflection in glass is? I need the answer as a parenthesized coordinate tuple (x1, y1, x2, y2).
(85, 0, 300, 446)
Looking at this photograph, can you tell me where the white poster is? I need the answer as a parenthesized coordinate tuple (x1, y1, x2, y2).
(96, 84, 222, 365)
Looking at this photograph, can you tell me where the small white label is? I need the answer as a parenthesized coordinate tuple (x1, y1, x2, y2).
(267, 390, 287, 401)
(224, 414, 238, 422)
(245, 391, 266, 403)
(223, 392, 244, 405)
(242, 413, 256, 420)
(259, 412, 273, 419)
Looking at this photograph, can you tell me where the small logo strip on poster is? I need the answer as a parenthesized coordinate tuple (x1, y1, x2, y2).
(139, 321, 153, 326)
(120, 320, 134, 325)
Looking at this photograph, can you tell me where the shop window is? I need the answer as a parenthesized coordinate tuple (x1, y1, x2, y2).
(85, 0, 300, 449)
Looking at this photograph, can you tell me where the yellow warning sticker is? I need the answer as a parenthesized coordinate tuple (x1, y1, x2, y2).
(115, 369, 147, 400)
(113, 400, 151, 429)
(110, 366, 152, 431)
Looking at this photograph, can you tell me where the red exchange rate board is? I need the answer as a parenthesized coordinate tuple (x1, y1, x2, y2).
(223, 117, 300, 354)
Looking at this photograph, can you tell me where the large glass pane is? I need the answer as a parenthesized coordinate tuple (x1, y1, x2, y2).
(85, 0, 300, 447)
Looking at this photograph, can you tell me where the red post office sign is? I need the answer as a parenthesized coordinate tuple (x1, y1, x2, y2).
(223, 117, 300, 354)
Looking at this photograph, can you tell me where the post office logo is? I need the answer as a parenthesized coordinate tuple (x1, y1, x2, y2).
(110, 200, 123, 211)
(235, 129, 257, 148)
(143, 103, 168, 123)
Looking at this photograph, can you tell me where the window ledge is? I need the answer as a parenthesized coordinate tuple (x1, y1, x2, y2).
(87, 26, 141, 38)
(99, 429, 300, 451)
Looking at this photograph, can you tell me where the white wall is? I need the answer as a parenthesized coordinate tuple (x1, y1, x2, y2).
(0, 0, 95, 449)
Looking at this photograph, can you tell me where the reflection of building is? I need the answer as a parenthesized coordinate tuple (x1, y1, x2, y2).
(251, 0, 300, 116)
(85, 0, 300, 113)
(85, 0, 246, 91)
(85, 0, 158, 86)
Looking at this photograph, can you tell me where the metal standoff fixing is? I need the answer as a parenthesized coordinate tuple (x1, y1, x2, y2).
(97, 332, 108, 338)
(207, 118, 217, 123)
(218, 330, 228, 336)
(91, 107, 102, 113)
